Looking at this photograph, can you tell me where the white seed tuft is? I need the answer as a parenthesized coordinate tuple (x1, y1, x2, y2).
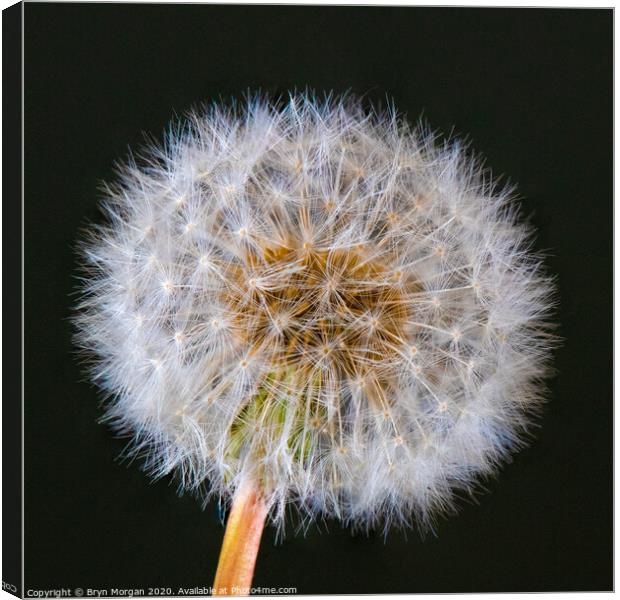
(74, 93, 556, 534)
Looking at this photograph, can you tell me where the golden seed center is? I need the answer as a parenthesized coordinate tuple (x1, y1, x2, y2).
(225, 239, 410, 380)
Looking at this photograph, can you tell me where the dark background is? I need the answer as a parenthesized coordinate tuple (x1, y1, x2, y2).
(22, 4, 612, 594)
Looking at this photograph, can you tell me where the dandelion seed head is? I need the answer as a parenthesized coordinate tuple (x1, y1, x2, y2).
(75, 93, 555, 534)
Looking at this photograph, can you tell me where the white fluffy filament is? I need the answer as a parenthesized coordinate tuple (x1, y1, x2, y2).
(75, 93, 555, 534)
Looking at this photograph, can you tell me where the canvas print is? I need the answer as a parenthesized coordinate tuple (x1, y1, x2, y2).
(4, 2, 613, 597)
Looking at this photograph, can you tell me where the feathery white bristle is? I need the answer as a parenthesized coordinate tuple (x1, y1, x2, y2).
(75, 93, 555, 534)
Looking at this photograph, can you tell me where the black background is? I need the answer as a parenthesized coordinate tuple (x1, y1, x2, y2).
(22, 4, 612, 594)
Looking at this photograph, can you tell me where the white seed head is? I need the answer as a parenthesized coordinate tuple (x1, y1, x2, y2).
(75, 93, 555, 533)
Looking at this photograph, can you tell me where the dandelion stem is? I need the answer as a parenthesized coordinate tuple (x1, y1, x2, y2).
(213, 481, 268, 596)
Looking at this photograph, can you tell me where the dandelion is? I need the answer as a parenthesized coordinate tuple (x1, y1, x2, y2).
(75, 93, 555, 594)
